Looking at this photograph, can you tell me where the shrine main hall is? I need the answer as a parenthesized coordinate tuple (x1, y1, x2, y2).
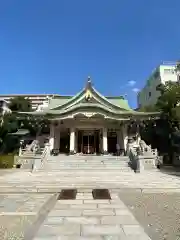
(21, 77, 158, 155)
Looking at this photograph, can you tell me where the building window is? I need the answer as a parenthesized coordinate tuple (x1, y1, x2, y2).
(164, 69, 175, 74)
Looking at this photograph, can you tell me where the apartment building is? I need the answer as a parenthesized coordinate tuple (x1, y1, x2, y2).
(0, 94, 60, 110)
(137, 62, 178, 108)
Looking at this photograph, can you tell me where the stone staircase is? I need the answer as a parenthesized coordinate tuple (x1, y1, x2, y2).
(39, 155, 132, 172)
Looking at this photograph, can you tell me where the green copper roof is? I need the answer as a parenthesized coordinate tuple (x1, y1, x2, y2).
(47, 94, 132, 111)
(107, 98, 131, 110)
(9, 129, 29, 136)
(17, 78, 160, 120)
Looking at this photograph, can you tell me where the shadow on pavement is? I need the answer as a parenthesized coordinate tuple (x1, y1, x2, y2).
(159, 165, 180, 177)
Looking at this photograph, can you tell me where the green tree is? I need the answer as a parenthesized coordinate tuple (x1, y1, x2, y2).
(9, 96, 32, 112)
(22, 115, 49, 136)
(138, 104, 158, 112)
(0, 112, 19, 153)
(175, 60, 180, 82)
(9, 96, 34, 133)
(156, 81, 180, 121)
(139, 80, 180, 162)
(0, 97, 32, 152)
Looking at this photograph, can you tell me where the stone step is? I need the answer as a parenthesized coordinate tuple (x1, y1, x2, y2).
(46, 159, 128, 161)
(39, 155, 132, 172)
(45, 167, 130, 170)
(38, 169, 132, 172)
(45, 163, 129, 167)
(44, 166, 130, 170)
(51, 156, 129, 160)
(45, 168, 130, 170)
(47, 160, 128, 162)
(35, 170, 134, 174)
(45, 165, 129, 167)
(46, 161, 129, 164)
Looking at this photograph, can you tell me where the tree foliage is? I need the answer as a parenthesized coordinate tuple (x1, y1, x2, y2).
(0, 96, 49, 153)
(0, 97, 32, 152)
(138, 104, 158, 112)
(139, 79, 180, 160)
(9, 96, 32, 112)
(8, 97, 49, 136)
(175, 60, 180, 81)
(0, 113, 19, 153)
(156, 81, 180, 122)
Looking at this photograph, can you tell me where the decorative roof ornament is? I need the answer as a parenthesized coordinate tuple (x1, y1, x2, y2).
(86, 76, 92, 88)
(85, 76, 92, 101)
(85, 89, 92, 101)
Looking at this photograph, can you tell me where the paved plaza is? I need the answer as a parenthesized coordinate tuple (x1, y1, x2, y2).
(0, 156, 180, 239)
(0, 193, 54, 239)
(0, 192, 152, 240)
(1, 167, 180, 193)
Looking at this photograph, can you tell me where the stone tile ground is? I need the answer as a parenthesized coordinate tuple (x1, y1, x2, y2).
(119, 191, 180, 240)
(0, 192, 152, 239)
(1, 156, 180, 239)
(34, 192, 151, 239)
(0, 194, 53, 239)
(1, 170, 180, 193)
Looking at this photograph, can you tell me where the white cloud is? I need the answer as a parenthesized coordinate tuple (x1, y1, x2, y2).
(128, 80, 136, 86)
(132, 88, 139, 93)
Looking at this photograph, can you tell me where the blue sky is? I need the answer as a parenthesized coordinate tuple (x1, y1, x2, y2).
(0, 0, 180, 108)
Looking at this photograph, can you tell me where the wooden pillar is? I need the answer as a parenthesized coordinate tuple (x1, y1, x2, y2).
(103, 127, 108, 155)
(70, 127, 75, 154)
(49, 122, 55, 151)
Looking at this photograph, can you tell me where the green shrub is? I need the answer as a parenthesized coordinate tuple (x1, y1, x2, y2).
(0, 154, 15, 168)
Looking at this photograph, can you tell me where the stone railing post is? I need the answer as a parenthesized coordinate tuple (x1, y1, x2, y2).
(32, 143, 50, 172)
(135, 155, 144, 173)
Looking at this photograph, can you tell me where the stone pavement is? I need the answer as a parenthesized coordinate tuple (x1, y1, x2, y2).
(0, 193, 54, 239)
(33, 192, 151, 239)
(0, 191, 152, 239)
(1, 169, 180, 193)
(0, 156, 180, 239)
(1, 155, 180, 193)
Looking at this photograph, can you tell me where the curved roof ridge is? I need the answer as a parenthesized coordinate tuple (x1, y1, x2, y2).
(91, 86, 131, 110)
(49, 88, 85, 110)
(46, 103, 134, 115)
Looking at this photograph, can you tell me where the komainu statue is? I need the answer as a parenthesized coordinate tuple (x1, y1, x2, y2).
(139, 139, 151, 153)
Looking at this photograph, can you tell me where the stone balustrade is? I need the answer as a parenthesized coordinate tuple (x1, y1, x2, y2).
(32, 143, 50, 172)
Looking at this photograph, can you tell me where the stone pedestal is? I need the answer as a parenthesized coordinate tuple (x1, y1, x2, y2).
(135, 155, 156, 172)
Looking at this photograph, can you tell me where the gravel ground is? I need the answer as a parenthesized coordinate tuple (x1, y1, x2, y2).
(119, 191, 180, 240)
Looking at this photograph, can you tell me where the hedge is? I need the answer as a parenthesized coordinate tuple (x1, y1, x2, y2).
(0, 154, 15, 168)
